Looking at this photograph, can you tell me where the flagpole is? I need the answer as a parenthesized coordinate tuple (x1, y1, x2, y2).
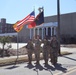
(33, 6, 36, 38)
(15, 32, 19, 65)
(17, 32, 19, 59)
(33, 29, 35, 39)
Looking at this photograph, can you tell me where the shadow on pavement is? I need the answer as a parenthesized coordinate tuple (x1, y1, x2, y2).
(24, 62, 67, 73)
(24, 63, 35, 69)
(33, 63, 45, 71)
(44, 63, 55, 75)
(44, 63, 55, 71)
(63, 55, 76, 61)
(5, 65, 19, 70)
(33, 63, 45, 75)
(54, 63, 67, 73)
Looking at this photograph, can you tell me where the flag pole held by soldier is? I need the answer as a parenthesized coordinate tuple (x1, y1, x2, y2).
(33, 35, 41, 64)
(26, 39, 34, 64)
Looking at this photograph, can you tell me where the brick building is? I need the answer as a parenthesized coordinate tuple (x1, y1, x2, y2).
(0, 18, 16, 33)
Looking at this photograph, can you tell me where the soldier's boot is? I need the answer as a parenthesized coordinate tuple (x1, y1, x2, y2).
(45, 61, 48, 65)
(51, 61, 55, 65)
(35, 56, 39, 64)
(51, 58, 57, 65)
(36, 60, 39, 64)
(28, 57, 32, 64)
(36, 54, 40, 64)
(51, 56, 54, 65)
(44, 58, 48, 65)
(54, 58, 57, 64)
(29, 61, 31, 64)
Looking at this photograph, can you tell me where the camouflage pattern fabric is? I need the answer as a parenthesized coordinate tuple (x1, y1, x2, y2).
(34, 39, 41, 63)
(50, 37, 59, 65)
(43, 39, 50, 64)
(26, 40, 34, 63)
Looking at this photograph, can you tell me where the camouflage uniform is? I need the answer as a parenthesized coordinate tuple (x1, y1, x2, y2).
(43, 38, 50, 64)
(34, 36, 41, 64)
(50, 36, 59, 65)
(26, 40, 34, 64)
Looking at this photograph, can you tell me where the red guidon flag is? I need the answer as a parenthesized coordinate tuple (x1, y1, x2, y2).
(13, 11, 35, 32)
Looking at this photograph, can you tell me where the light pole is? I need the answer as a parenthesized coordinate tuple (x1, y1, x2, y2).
(57, 0, 61, 55)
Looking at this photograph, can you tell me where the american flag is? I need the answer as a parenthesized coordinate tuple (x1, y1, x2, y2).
(13, 11, 35, 32)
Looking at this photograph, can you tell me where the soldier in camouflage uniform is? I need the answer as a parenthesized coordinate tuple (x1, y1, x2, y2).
(50, 36, 59, 65)
(49, 36, 53, 59)
(43, 37, 50, 65)
(34, 35, 41, 64)
(26, 39, 34, 64)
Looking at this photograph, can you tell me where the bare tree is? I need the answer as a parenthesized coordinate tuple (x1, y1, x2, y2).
(0, 36, 11, 57)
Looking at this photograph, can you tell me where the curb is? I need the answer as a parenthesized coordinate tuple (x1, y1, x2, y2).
(0, 52, 72, 67)
(0, 53, 43, 66)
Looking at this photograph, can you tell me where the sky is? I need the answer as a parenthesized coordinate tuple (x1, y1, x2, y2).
(0, 0, 76, 24)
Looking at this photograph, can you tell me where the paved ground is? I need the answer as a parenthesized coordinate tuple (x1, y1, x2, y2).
(0, 46, 76, 75)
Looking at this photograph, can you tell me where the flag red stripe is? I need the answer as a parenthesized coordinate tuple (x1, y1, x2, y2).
(16, 16, 35, 28)
(17, 16, 35, 27)
(17, 15, 30, 26)
(17, 15, 35, 26)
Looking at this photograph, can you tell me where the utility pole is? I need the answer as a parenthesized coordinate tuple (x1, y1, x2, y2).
(57, 0, 61, 55)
